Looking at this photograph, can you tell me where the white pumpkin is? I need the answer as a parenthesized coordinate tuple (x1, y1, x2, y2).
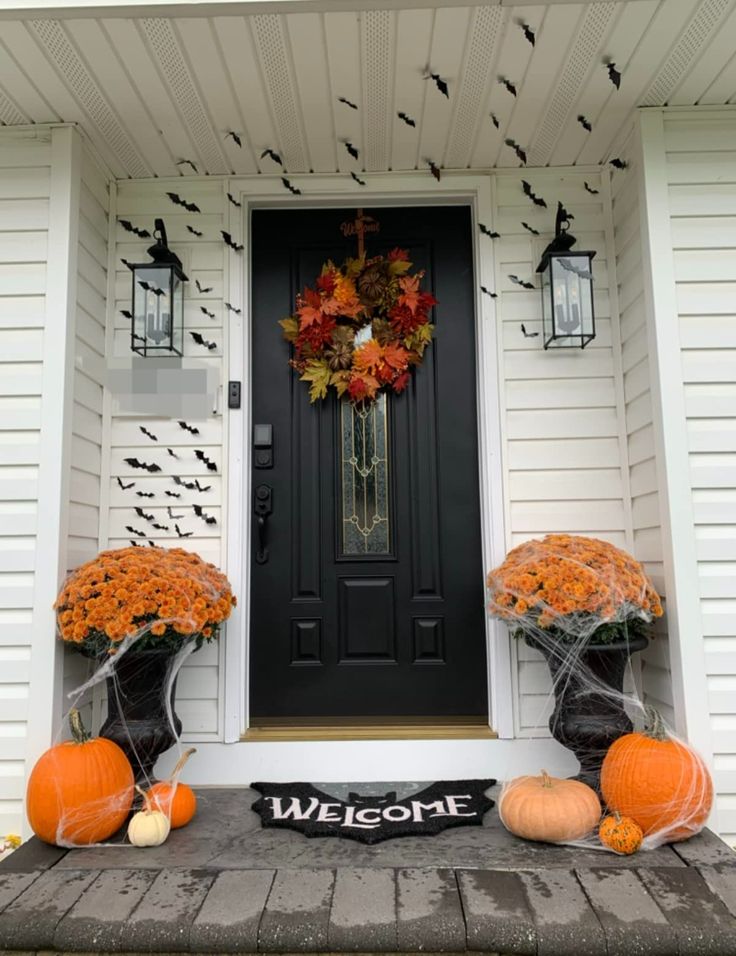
(128, 785, 171, 847)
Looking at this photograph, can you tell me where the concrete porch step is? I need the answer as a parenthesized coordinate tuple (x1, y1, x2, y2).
(0, 857, 735, 955)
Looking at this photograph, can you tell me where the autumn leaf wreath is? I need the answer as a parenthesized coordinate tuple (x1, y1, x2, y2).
(279, 248, 437, 404)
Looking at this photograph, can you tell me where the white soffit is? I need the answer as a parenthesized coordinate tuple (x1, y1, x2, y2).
(0, 0, 734, 179)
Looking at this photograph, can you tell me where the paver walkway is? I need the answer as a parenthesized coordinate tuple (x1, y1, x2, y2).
(1, 786, 735, 955)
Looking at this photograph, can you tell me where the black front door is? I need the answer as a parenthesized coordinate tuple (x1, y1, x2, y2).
(250, 205, 487, 718)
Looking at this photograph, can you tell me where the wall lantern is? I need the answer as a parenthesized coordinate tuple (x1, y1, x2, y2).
(127, 219, 187, 356)
(536, 202, 596, 349)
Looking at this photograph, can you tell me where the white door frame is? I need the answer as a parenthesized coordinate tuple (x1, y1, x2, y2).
(223, 171, 513, 743)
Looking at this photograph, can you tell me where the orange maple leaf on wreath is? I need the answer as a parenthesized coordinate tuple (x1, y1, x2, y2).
(383, 341, 410, 370)
(398, 274, 422, 314)
(297, 288, 324, 329)
(353, 338, 384, 375)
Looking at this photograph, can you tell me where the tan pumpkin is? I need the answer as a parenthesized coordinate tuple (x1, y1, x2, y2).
(599, 812, 643, 855)
(499, 770, 601, 843)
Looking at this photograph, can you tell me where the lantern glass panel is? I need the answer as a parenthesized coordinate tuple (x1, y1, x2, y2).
(131, 264, 183, 356)
(547, 252, 595, 348)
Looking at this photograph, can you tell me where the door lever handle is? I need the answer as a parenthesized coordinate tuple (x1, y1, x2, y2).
(254, 484, 272, 564)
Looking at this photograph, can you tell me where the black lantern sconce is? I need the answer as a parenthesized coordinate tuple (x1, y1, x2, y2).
(536, 202, 596, 349)
(126, 219, 187, 357)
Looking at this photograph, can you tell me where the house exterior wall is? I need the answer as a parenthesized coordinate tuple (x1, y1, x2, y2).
(659, 106, 735, 841)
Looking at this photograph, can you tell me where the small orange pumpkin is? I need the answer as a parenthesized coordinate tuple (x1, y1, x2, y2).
(146, 748, 197, 829)
(599, 812, 643, 854)
(26, 708, 134, 846)
(499, 769, 601, 844)
(601, 706, 713, 842)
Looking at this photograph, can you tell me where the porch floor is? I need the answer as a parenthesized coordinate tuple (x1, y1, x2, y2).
(1, 785, 735, 955)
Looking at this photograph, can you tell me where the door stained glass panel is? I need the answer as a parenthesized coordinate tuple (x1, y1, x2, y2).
(340, 395, 390, 555)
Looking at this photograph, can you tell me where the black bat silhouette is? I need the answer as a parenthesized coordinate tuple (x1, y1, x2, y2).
(499, 76, 517, 97)
(350, 171, 366, 186)
(281, 177, 301, 195)
(136, 491, 155, 498)
(118, 219, 151, 238)
(522, 180, 547, 207)
(584, 181, 600, 195)
(505, 138, 527, 164)
(195, 479, 211, 492)
(134, 506, 155, 522)
(173, 475, 196, 490)
(190, 331, 217, 351)
(610, 157, 628, 170)
(196, 279, 213, 294)
(521, 323, 539, 338)
(130, 540, 140, 547)
(178, 420, 200, 435)
(521, 221, 540, 235)
(166, 192, 201, 213)
(479, 223, 500, 239)
(126, 526, 146, 538)
(558, 257, 593, 280)
(200, 306, 216, 319)
(425, 71, 449, 99)
(558, 203, 575, 224)
(227, 192, 241, 208)
(397, 111, 416, 127)
(175, 524, 193, 538)
(152, 523, 169, 532)
(139, 425, 158, 441)
(260, 148, 283, 165)
(490, 112, 500, 129)
(517, 20, 535, 46)
(193, 504, 217, 525)
(176, 159, 198, 174)
(165, 490, 181, 498)
(343, 141, 359, 161)
(480, 285, 497, 298)
(577, 115, 592, 132)
(221, 231, 243, 252)
(338, 96, 358, 110)
(509, 274, 535, 290)
(195, 449, 218, 472)
(167, 506, 185, 519)
(120, 309, 133, 320)
(137, 280, 165, 296)
(124, 458, 161, 473)
(147, 541, 156, 547)
(167, 448, 179, 459)
(186, 225, 203, 237)
(427, 159, 441, 182)
(225, 130, 242, 148)
(606, 61, 622, 90)
(116, 477, 135, 490)
(225, 302, 242, 314)
(251, 780, 495, 845)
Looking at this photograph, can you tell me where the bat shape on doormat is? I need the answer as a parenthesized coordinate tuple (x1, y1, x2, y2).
(251, 779, 495, 845)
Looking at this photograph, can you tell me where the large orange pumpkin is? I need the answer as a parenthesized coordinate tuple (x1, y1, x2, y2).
(146, 747, 197, 829)
(600, 706, 713, 842)
(27, 708, 134, 846)
(499, 770, 601, 843)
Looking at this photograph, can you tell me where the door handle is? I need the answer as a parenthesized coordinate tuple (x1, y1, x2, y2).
(255, 484, 273, 564)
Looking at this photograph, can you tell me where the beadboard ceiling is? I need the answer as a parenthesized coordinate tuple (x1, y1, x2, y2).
(0, 0, 735, 179)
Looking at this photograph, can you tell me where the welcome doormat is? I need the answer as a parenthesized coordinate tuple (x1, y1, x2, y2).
(251, 780, 495, 844)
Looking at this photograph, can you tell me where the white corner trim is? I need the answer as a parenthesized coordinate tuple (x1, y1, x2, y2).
(222, 172, 510, 740)
(635, 110, 715, 766)
(26, 126, 83, 779)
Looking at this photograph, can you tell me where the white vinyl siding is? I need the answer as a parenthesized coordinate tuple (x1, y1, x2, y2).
(611, 124, 674, 727)
(0, 129, 50, 837)
(492, 170, 631, 737)
(106, 179, 227, 740)
(662, 107, 736, 842)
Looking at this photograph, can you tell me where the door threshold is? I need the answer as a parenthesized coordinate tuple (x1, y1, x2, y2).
(242, 716, 497, 741)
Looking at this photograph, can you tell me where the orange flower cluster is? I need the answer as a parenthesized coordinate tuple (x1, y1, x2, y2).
(55, 547, 236, 655)
(487, 535, 663, 632)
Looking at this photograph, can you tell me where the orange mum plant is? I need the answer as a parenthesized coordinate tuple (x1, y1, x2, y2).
(486, 534, 662, 644)
(55, 546, 236, 656)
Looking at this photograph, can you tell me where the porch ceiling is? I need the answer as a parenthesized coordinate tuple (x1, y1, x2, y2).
(0, 0, 734, 180)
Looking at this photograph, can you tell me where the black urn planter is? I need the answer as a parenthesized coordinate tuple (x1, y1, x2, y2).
(526, 633, 648, 793)
(99, 648, 182, 783)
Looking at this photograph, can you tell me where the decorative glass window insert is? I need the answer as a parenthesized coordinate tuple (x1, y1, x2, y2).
(340, 395, 391, 555)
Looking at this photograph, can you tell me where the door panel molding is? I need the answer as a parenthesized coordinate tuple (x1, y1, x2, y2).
(223, 173, 512, 741)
